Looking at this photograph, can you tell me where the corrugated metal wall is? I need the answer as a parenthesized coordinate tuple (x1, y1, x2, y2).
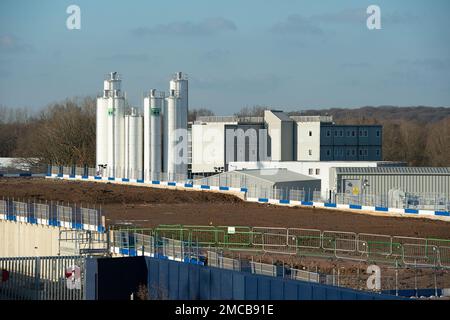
(336, 173, 450, 196)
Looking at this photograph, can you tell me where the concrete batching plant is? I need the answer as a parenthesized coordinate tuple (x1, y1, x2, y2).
(96, 72, 189, 180)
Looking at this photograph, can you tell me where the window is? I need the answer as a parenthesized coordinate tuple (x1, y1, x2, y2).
(315, 168, 320, 175)
(326, 150, 331, 156)
(308, 149, 312, 156)
(352, 149, 356, 156)
(346, 130, 350, 137)
(359, 149, 363, 156)
(309, 131, 312, 137)
(339, 130, 343, 137)
(346, 150, 350, 156)
(308, 168, 313, 175)
(364, 149, 368, 156)
(376, 149, 380, 156)
(327, 130, 331, 137)
(352, 131, 355, 136)
(334, 130, 338, 136)
(364, 130, 368, 137)
(376, 130, 380, 137)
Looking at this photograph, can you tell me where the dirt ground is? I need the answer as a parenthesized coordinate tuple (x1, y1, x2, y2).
(1, 177, 449, 239)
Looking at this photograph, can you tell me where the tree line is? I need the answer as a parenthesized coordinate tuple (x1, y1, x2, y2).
(0, 100, 448, 167)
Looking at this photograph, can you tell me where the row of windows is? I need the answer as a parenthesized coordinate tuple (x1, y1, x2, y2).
(325, 129, 380, 138)
(325, 149, 380, 157)
(308, 168, 320, 175)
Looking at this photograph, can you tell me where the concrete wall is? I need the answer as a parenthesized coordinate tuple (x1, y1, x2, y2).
(264, 110, 294, 161)
(191, 121, 235, 173)
(0, 220, 61, 257)
(296, 121, 321, 161)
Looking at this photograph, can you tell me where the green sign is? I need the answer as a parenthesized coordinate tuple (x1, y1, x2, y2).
(151, 108, 160, 115)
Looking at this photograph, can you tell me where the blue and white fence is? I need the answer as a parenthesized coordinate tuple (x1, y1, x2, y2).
(3, 164, 448, 221)
(0, 198, 105, 232)
(244, 197, 450, 220)
(45, 169, 248, 196)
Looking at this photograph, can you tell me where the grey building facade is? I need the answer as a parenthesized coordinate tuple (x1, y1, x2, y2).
(320, 125, 382, 161)
(330, 167, 450, 209)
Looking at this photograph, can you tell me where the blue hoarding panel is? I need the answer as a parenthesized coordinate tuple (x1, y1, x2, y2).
(220, 271, 233, 300)
(199, 268, 211, 300)
(168, 262, 179, 300)
(178, 263, 190, 300)
(189, 265, 200, 300)
(257, 278, 271, 300)
(270, 279, 284, 300)
(232, 274, 246, 300)
(210, 269, 222, 300)
(244, 276, 258, 300)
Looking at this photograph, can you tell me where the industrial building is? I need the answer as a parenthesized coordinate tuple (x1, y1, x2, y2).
(190, 112, 382, 175)
(331, 166, 450, 209)
(195, 168, 320, 201)
(228, 160, 405, 199)
(97, 71, 450, 208)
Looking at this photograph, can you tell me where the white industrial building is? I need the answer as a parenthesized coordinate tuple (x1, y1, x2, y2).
(190, 111, 383, 176)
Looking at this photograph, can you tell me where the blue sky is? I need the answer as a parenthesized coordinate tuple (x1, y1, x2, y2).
(0, 0, 449, 114)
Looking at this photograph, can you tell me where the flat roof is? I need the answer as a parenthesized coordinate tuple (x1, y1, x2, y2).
(335, 167, 450, 175)
(269, 110, 293, 122)
(234, 168, 320, 183)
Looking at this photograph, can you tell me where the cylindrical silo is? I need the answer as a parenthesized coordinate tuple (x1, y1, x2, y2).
(143, 95, 151, 180)
(125, 109, 143, 180)
(169, 72, 188, 131)
(169, 72, 188, 179)
(96, 97, 108, 174)
(106, 73, 125, 178)
(166, 90, 179, 181)
(150, 90, 163, 180)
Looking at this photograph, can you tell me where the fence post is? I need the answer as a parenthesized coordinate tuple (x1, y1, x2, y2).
(34, 257, 40, 300)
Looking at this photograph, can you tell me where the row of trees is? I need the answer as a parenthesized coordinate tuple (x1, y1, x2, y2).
(1, 98, 96, 166)
(0, 100, 448, 167)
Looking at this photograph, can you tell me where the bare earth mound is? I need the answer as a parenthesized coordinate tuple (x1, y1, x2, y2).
(1, 177, 449, 239)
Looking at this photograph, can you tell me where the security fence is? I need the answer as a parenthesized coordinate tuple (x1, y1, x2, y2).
(0, 197, 104, 232)
(0, 256, 85, 300)
(334, 192, 450, 211)
(50, 165, 190, 183)
(109, 225, 450, 295)
(109, 225, 450, 269)
(45, 165, 450, 212)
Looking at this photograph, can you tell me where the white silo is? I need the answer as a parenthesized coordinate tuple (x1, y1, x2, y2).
(165, 89, 180, 180)
(150, 90, 163, 180)
(124, 109, 143, 180)
(143, 95, 151, 180)
(106, 72, 125, 178)
(96, 96, 108, 172)
(169, 72, 188, 131)
(144, 89, 164, 180)
(168, 72, 188, 179)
